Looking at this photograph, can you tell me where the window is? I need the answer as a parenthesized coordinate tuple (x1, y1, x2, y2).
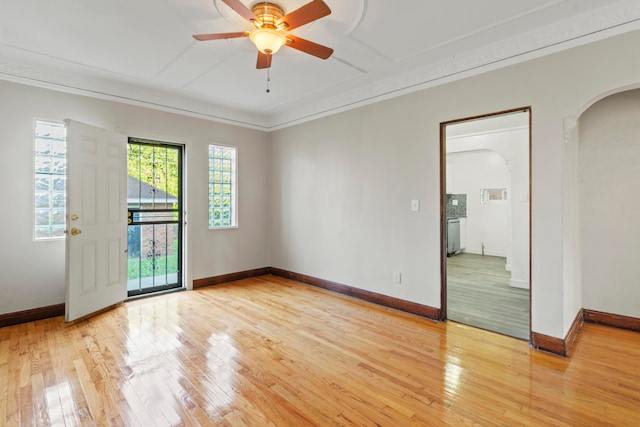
(481, 188, 507, 204)
(34, 120, 67, 239)
(208, 144, 237, 228)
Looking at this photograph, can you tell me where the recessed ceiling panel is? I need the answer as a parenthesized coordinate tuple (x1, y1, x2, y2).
(152, 39, 241, 89)
(185, 48, 360, 113)
(350, 0, 559, 62)
(261, 52, 363, 113)
(1, 0, 194, 79)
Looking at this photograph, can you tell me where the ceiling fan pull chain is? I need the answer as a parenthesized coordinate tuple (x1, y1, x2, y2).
(266, 66, 271, 93)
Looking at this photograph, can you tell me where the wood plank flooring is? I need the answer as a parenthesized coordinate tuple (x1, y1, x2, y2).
(1, 275, 639, 426)
(447, 253, 530, 340)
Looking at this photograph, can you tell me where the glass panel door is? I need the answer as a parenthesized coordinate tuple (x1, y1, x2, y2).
(127, 139, 182, 297)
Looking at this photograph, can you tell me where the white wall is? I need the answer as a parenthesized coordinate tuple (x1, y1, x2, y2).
(446, 150, 510, 257)
(562, 116, 583, 328)
(579, 89, 640, 318)
(269, 30, 640, 339)
(0, 80, 270, 315)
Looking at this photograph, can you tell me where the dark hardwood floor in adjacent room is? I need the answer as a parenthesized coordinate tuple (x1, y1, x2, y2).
(2, 275, 638, 426)
(447, 252, 530, 340)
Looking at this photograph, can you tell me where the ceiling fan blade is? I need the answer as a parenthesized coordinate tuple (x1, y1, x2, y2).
(277, 0, 331, 31)
(286, 35, 333, 59)
(221, 0, 256, 22)
(256, 51, 272, 69)
(193, 31, 249, 41)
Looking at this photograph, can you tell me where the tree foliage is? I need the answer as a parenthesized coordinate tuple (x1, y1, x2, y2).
(128, 142, 179, 198)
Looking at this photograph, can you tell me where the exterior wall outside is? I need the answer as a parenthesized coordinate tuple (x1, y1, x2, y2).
(127, 175, 179, 258)
(269, 30, 640, 339)
(138, 226, 176, 258)
(0, 81, 270, 315)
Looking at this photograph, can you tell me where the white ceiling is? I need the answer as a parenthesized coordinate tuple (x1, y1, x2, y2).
(1, 0, 639, 131)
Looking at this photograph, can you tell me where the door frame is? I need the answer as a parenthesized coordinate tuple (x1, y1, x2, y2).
(439, 107, 532, 342)
(126, 137, 185, 297)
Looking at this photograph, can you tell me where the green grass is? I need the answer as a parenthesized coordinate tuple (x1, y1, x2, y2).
(128, 254, 178, 280)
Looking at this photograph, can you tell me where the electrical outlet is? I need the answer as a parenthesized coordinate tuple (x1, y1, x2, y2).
(393, 272, 402, 284)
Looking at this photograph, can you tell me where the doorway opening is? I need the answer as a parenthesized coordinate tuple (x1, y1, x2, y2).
(440, 108, 531, 340)
(127, 138, 183, 297)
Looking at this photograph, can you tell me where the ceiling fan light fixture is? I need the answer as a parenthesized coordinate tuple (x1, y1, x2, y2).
(249, 28, 286, 54)
(193, 0, 333, 69)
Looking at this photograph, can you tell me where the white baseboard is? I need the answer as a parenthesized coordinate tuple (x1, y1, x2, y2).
(463, 248, 506, 257)
(510, 278, 530, 289)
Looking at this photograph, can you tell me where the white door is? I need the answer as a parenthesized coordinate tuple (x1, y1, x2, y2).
(65, 120, 128, 322)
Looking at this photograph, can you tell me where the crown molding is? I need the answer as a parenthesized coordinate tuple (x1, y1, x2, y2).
(0, 59, 272, 131)
(267, 0, 640, 130)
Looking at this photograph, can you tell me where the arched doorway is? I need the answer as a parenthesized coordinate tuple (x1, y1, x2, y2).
(577, 89, 640, 320)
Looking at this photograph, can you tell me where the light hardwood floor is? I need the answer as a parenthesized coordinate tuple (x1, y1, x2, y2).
(1, 275, 639, 426)
(447, 253, 530, 340)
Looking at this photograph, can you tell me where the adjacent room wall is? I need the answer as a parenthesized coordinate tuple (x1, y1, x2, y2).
(447, 126, 530, 288)
(0, 80, 270, 315)
(579, 89, 640, 319)
(269, 30, 640, 339)
(446, 150, 510, 257)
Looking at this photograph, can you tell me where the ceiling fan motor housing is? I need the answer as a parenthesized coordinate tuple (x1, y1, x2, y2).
(251, 2, 286, 29)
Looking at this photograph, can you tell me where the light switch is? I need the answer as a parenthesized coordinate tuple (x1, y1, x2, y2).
(452, 199, 458, 206)
(393, 272, 402, 284)
(411, 199, 420, 211)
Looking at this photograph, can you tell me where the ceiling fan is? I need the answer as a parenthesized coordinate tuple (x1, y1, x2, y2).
(193, 0, 334, 69)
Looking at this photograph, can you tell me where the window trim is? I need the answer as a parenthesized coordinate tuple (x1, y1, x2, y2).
(207, 143, 238, 229)
(33, 119, 67, 241)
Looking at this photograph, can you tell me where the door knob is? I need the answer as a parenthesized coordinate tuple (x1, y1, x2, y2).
(70, 228, 82, 236)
